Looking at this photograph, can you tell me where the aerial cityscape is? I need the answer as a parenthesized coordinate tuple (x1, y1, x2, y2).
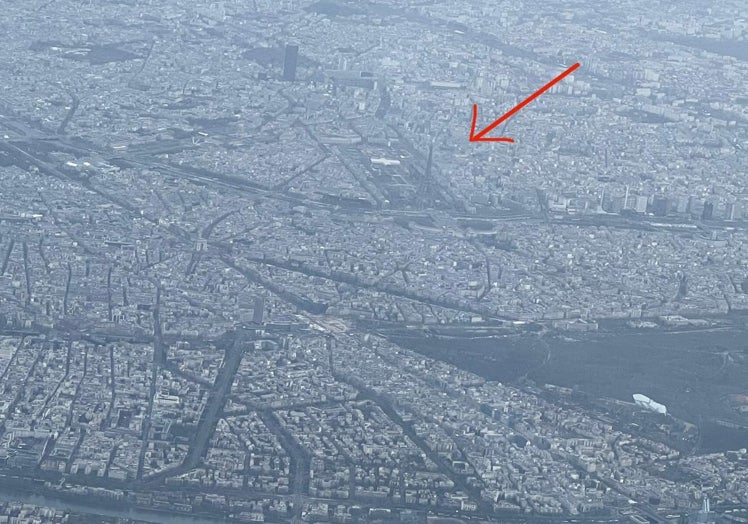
(0, 0, 747, 522)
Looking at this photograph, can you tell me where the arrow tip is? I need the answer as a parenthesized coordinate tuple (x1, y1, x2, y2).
(470, 103, 514, 143)
(469, 104, 478, 141)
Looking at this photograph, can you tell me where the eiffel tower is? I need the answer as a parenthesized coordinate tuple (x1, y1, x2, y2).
(414, 141, 437, 210)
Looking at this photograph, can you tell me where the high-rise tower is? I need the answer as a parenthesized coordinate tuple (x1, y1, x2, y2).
(282, 44, 299, 81)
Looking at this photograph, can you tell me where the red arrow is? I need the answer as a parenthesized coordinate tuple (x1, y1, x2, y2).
(470, 62, 580, 143)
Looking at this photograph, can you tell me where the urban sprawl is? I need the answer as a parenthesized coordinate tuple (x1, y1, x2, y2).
(0, 0, 747, 522)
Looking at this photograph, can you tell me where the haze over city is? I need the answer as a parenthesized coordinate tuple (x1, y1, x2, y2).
(0, 1, 747, 523)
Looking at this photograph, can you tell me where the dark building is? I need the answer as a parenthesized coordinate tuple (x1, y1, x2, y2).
(652, 196, 670, 217)
(282, 44, 299, 81)
(677, 273, 688, 299)
(252, 297, 265, 324)
(702, 201, 714, 220)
